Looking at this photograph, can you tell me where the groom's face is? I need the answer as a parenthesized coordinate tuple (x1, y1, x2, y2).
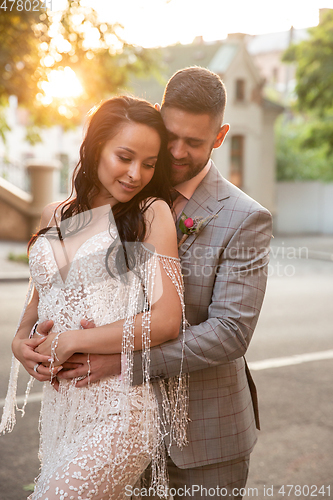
(161, 107, 227, 186)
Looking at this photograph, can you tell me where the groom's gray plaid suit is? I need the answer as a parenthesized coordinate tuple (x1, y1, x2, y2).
(135, 162, 272, 469)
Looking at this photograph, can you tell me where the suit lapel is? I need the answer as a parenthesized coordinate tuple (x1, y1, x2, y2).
(177, 163, 230, 257)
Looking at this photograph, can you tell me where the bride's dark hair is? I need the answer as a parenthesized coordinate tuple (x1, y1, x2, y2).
(29, 96, 173, 250)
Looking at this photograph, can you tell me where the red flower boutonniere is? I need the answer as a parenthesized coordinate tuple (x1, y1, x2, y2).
(178, 212, 217, 247)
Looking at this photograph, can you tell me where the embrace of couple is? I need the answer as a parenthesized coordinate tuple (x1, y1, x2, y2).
(1, 66, 272, 500)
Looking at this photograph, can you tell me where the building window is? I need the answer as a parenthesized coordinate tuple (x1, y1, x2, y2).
(272, 67, 279, 83)
(230, 135, 244, 188)
(235, 79, 245, 102)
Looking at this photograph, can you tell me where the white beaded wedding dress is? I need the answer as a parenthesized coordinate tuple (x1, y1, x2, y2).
(1, 210, 188, 500)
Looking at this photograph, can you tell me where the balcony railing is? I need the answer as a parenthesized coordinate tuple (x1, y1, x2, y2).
(0, 157, 30, 192)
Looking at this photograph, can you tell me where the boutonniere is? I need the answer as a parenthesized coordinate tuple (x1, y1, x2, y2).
(178, 212, 217, 247)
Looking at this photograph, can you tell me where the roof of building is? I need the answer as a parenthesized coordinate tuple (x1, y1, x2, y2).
(247, 28, 309, 55)
(209, 44, 239, 74)
(126, 40, 239, 104)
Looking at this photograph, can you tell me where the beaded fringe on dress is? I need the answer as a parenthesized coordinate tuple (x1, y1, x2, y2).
(0, 242, 188, 499)
(0, 278, 35, 434)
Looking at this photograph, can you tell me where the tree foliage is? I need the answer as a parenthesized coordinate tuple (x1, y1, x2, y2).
(283, 10, 333, 165)
(0, 8, 50, 101)
(283, 9, 333, 116)
(276, 115, 333, 182)
(0, 0, 157, 137)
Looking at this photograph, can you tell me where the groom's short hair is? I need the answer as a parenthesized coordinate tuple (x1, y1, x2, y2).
(161, 66, 226, 126)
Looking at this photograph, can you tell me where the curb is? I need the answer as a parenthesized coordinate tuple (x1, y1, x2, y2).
(306, 250, 333, 262)
(0, 276, 30, 283)
(270, 245, 333, 263)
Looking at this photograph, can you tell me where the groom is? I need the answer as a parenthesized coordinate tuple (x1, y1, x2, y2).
(39, 67, 272, 498)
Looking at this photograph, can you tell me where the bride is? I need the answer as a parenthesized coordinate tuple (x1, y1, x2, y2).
(1, 96, 187, 499)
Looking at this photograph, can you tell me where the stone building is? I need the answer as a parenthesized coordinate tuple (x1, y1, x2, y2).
(0, 36, 282, 240)
(129, 35, 283, 214)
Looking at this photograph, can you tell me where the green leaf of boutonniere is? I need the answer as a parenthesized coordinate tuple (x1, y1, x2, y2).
(179, 216, 188, 234)
(178, 211, 218, 248)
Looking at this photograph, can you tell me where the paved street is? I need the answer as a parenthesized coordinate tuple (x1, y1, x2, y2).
(0, 282, 41, 500)
(0, 237, 332, 499)
(245, 239, 333, 499)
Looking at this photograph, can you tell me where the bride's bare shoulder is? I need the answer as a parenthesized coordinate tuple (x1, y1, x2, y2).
(142, 198, 178, 258)
(142, 197, 173, 220)
(39, 201, 62, 229)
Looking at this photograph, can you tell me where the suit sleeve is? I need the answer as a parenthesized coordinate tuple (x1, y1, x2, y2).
(133, 208, 272, 383)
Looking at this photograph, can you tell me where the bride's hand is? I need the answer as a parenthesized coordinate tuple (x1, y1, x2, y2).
(36, 330, 76, 367)
(12, 324, 62, 381)
(35, 318, 95, 367)
(35, 330, 76, 367)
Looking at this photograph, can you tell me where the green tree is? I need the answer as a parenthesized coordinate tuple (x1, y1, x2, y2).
(276, 115, 333, 182)
(283, 9, 333, 157)
(0, 1, 157, 139)
(284, 10, 333, 114)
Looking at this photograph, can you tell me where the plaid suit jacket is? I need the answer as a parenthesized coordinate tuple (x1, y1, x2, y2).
(134, 162, 272, 468)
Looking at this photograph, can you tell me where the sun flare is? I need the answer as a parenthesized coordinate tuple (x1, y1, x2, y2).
(39, 67, 84, 101)
(37, 67, 84, 118)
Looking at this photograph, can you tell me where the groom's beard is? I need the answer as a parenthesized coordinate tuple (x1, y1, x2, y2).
(170, 153, 211, 186)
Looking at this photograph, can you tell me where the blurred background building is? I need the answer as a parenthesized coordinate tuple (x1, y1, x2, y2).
(0, 7, 332, 240)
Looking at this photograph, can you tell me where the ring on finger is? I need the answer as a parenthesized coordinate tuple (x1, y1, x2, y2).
(34, 363, 40, 374)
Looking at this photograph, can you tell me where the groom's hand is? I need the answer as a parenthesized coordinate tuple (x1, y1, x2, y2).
(56, 319, 121, 388)
(36, 319, 54, 336)
(58, 353, 122, 387)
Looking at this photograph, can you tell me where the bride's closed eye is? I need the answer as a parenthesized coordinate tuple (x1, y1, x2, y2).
(118, 155, 155, 170)
(118, 155, 131, 162)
